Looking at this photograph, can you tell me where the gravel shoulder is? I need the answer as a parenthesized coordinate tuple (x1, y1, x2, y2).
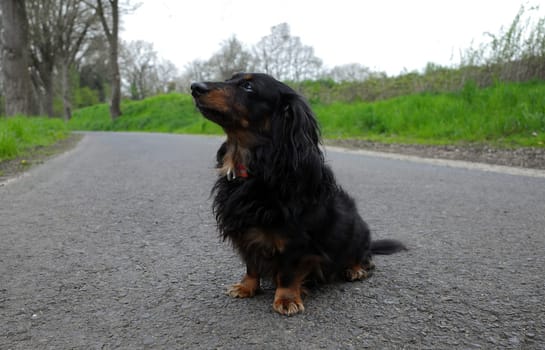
(325, 139, 545, 170)
(0, 134, 83, 184)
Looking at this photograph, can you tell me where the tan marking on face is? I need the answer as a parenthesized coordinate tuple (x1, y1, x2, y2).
(199, 88, 231, 113)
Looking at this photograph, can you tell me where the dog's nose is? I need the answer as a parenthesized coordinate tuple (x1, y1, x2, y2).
(190, 82, 210, 96)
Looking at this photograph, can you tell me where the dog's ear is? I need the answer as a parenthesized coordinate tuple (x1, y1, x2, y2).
(271, 91, 323, 172)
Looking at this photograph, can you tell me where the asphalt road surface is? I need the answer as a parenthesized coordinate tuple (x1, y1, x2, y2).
(1, 132, 544, 349)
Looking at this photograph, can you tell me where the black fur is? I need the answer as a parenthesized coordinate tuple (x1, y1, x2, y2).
(191, 73, 406, 315)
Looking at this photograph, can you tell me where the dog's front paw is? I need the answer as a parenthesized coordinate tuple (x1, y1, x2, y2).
(273, 297, 305, 316)
(227, 274, 260, 298)
(227, 283, 257, 298)
(273, 288, 304, 316)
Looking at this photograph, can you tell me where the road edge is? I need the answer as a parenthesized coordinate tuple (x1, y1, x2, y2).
(0, 133, 84, 187)
(325, 145, 545, 178)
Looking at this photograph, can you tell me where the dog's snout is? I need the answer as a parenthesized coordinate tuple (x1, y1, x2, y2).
(191, 82, 210, 96)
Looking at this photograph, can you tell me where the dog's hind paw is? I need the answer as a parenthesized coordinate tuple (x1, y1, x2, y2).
(345, 264, 374, 281)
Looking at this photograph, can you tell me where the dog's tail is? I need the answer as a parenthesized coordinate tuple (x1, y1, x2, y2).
(371, 239, 407, 255)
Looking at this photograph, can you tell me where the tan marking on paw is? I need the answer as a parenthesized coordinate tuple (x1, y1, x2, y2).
(227, 273, 260, 298)
(273, 287, 304, 316)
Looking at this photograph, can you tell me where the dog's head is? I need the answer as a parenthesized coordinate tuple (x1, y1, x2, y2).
(191, 73, 321, 169)
(190, 73, 286, 131)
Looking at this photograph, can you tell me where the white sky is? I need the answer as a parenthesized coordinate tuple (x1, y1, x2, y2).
(122, 0, 545, 76)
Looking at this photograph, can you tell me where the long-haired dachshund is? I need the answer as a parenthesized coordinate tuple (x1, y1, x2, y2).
(191, 73, 406, 316)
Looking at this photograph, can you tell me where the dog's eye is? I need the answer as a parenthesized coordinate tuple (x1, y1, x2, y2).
(240, 81, 253, 92)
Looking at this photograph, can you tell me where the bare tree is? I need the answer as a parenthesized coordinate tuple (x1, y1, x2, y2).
(327, 63, 373, 82)
(84, 0, 123, 119)
(56, 0, 96, 120)
(77, 33, 110, 103)
(121, 40, 179, 99)
(0, 7, 3, 109)
(0, 11, 3, 110)
(121, 40, 157, 99)
(253, 23, 322, 81)
(290, 41, 322, 81)
(0, 0, 36, 116)
(178, 59, 214, 92)
(26, 0, 96, 119)
(88, 0, 141, 117)
(178, 38, 252, 91)
(253, 23, 289, 78)
(26, 1, 56, 117)
(208, 36, 254, 80)
(155, 59, 179, 93)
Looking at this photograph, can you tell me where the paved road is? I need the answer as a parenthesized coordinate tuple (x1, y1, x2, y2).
(1, 132, 544, 349)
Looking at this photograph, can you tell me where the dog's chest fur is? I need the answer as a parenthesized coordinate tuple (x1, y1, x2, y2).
(236, 228, 286, 257)
(218, 137, 253, 179)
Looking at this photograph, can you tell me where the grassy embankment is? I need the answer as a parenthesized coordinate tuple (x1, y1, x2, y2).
(0, 116, 70, 163)
(69, 80, 545, 147)
(2, 79, 542, 168)
(315, 80, 545, 146)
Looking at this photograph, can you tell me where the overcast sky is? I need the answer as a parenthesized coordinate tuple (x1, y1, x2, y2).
(122, 0, 544, 76)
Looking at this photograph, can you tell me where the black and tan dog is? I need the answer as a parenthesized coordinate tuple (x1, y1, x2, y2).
(191, 73, 406, 316)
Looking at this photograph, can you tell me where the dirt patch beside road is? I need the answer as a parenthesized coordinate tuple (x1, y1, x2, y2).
(0, 134, 83, 184)
(326, 139, 545, 170)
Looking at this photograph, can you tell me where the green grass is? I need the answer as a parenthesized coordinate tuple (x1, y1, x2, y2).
(0, 116, 70, 162)
(315, 80, 545, 147)
(69, 93, 222, 134)
(70, 81, 545, 147)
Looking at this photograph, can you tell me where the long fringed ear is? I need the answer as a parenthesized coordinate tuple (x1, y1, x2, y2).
(271, 92, 323, 173)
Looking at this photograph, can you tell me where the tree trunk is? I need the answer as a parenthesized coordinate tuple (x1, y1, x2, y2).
(60, 61, 72, 121)
(42, 69, 55, 117)
(0, 0, 36, 116)
(109, 42, 122, 119)
(95, 0, 121, 120)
